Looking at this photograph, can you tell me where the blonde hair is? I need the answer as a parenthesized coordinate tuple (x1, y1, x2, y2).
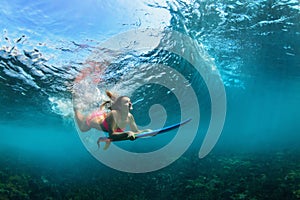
(105, 90, 117, 101)
(105, 90, 128, 111)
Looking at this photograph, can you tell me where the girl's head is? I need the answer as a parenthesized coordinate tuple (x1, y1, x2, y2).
(111, 96, 133, 111)
(106, 91, 133, 111)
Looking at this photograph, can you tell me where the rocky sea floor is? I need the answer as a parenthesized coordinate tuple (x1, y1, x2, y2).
(0, 149, 299, 200)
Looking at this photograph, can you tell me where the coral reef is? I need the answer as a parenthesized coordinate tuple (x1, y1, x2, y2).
(0, 150, 299, 200)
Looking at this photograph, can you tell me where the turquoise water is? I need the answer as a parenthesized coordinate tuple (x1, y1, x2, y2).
(1, 0, 300, 199)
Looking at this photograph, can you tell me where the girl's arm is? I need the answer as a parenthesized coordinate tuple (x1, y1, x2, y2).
(129, 114, 152, 133)
(107, 111, 135, 140)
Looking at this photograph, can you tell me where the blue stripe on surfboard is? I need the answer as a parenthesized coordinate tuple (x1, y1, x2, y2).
(135, 118, 192, 138)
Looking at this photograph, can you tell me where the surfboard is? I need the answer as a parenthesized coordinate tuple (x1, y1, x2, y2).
(135, 118, 192, 138)
(97, 118, 192, 149)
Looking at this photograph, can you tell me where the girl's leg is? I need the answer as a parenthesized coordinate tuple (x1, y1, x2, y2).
(74, 109, 91, 132)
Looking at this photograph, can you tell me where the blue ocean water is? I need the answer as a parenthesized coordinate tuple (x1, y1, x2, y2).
(1, 0, 300, 199)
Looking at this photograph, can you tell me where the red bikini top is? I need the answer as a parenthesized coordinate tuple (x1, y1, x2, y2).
(102, 118, 125, 133)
